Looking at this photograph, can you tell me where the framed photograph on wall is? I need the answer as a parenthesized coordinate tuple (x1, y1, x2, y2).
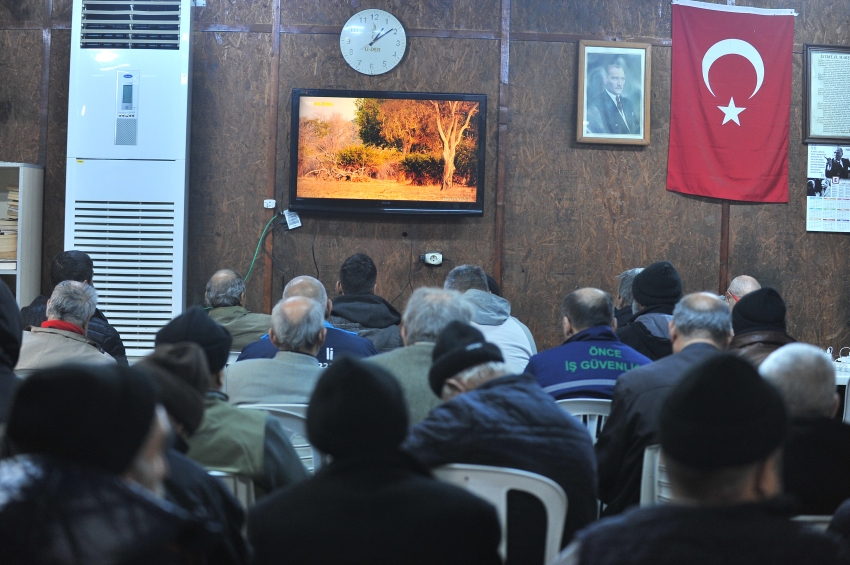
(577, 40, 651, 145)
(803, 44, 850, 144)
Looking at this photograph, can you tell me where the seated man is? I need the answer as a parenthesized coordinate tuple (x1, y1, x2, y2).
(0, 364, 213, 563)
(248, 357, 501, 565)
(0, 279, 22, 424)
(237, 275, 378, 366)
(444, 264, 537, 374)
(614, 268, 643, 328)
(328, 253, 403, 352)
(404, 322, 598, 554)
(556, 354, 849, 565)
(206, 269, 272, 351)
(524, 288, 651, 399)
(367, 287, 473, 425)
(616, 261, 683, 360)
(155, 307, 308, 497)
(15, 280, 116, 376)
(724, 274, 761, 307)
(20, 250, 127, 365)
(728, 287, 795, 367)
(760, 343, 850, 515)
(225, 296, 325, 406)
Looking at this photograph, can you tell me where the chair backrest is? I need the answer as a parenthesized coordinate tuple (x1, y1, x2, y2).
(555, 398, 611, 444)
(792, 515, 832, 531)
(208, 469, 255, 508)
(640, 444, 673, 506)
(238, 403, 325, 473)
(844, 380, 850, 425)
(433, 463, 567, 564)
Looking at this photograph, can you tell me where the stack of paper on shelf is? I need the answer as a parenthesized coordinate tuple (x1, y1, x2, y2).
(6, 187, 18, 220)
(0, 186, 18, 259)
(0, 233, 16, 259)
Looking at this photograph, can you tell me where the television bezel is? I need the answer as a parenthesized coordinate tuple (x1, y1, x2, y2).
(289, 88, 486, 216)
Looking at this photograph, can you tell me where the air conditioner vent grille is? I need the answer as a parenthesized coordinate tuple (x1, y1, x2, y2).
(81, 0, 181, 50)
(71, 200, 177, 356)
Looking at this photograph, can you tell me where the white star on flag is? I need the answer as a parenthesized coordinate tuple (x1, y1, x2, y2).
(718, 97, 746, 126)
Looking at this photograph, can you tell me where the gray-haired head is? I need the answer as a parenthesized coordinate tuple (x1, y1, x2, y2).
(46, 280, 98, 328)
(402, 287, 474, 345)
(727, 275, 761, 300)
(672, 292, 732, 346)
(270, 296, 325, 352)
(284, 276, 329, 314)
(444, 265, 489, 293)
(616, 268, 643, 305)
(205, 269, 245, 308)
(760, 343, 837, 418)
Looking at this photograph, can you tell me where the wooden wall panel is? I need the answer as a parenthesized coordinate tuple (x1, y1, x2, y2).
(272, 33, 500, 308)
(281, 0, 500, 30)
(513, 0, 672, 37)
(0, 31, 42, 165)
(195, 0, 272, 27)
(0, 0, 42, 23)
(185, 32, 273, 313)
(504, 42, 721, 350)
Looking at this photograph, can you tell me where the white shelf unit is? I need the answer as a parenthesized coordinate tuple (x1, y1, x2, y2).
(0, 162, 43, 308)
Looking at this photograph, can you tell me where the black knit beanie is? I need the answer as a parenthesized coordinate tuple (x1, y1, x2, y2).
(631, 261, 683, 307)
(732, 287, 787, 335)
(155, 306, 233, 373)
(307, 357, 408, 458)
(429, 321, 504, 397)
(6, 364, 157, 474)
(660, 353, 788, 470)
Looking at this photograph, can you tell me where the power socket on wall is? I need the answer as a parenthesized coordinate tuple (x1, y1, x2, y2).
(420, 252, 443, 266)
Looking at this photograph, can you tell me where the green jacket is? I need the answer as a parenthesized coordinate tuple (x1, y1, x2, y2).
(209, 306, 272, 351)
(366, 342, 441, 425)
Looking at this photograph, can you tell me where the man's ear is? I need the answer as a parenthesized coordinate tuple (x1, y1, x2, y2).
(325, 298, 333, 319)
(668, 320, 678, 343)
(317, 326, 327, 349)
(335, 281, 343, 295)
(400, 325, 408, 346)
(239, 291, 246, 306)
(214, 369, 225, 390)
(611, 316, 618, 332)
(562, 317, 572, 338)
(441, 378, 467, 401)
(269, 327, 279, 348)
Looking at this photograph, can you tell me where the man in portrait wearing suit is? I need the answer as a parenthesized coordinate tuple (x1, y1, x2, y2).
(824, 147, 850, 179)
(586, 63, 640, 135)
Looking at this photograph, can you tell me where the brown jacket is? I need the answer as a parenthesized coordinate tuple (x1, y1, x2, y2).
(728, 330, 795, 367)
(15, 327, 116, 377)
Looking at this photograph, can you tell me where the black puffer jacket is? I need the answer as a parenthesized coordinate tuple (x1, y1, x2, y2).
(0, 279, 22, 423)
(329, 294, 403, 353)
(21, 295, 128, 365)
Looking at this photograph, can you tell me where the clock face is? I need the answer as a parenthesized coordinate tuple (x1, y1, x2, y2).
(340, 9, 406, 76)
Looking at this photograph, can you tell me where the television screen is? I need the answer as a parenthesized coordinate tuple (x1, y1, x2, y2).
(289, 89, 486, 216)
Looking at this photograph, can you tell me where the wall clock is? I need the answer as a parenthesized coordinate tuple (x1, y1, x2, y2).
(340, 9, 406, 76)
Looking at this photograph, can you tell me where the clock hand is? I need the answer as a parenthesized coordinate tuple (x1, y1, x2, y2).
(369, 28, 395, 46)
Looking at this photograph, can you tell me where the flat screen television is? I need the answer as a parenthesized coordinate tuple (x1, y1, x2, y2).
(289, 88, 486, 216)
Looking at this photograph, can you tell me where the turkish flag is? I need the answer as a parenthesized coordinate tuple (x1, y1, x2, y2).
(667, 0, 796, 203)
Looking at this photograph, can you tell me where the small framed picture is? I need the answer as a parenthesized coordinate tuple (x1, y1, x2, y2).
(577, 40, 651, 145)
(803, 44, 850, 144)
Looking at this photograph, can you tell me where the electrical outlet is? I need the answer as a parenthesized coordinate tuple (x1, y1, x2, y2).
(421, 252, 442, 266)
(263, 199, 276, 209)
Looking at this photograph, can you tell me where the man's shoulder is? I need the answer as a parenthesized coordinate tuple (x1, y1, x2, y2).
(325, 325, 379, 352)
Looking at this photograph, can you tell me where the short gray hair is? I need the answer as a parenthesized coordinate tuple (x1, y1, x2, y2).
(617, 268, 643, 304)
(46, 280, 98, 327)
(672, 292, 732, 345)
(760, 343, 836, 417)
(283, 276, 328, 305)
(402, 287, 473, 344)
(270, 296, 325, 351)
(444, 265, 489, 293)
(205, 269, 245, 308)
(727, 275, 761, 299)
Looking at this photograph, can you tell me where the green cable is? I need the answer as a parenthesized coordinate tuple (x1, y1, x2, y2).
(244, 213, 279, 283)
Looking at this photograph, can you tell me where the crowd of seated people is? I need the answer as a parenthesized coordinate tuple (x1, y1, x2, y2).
(2, 250, 850, 564)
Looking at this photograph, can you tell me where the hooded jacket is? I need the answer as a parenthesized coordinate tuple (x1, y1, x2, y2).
(616, 303, 675, 361)
(0, 279, 22, 424)
(329, 294, 403, 353)
(461, 289, 537, 374)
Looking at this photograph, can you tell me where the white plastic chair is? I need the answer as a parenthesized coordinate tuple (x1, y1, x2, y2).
(555, 398, 611, 444)
(433, 463, 567, 564)
(639, 444, 673, 506)
(238, 403, 326, 473)
(792, 515, 832, 531)
(208, 470, 256, 508)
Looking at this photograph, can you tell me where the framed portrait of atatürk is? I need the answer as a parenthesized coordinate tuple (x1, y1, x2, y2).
(577, 40, 651, 145)
(803, 44, 850, 144)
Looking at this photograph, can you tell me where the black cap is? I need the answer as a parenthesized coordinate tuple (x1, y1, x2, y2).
(155, 306, 233, 373)
(660, 354, 788, 470)
(429, 321, 504, 397)
(732, 287, 787, 335)
(307, 357, 408, 458)
(6, 364, 158, 474)
(631, 261, 683, 307)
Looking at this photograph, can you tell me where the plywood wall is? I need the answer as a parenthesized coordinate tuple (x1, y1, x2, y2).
(2, 0, 849, 351)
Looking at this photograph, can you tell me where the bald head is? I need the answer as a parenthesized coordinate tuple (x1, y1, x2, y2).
(284, 276, 331, 318)
(728, 275, 761, 304)
(205, 269, 245, 308)
(270, 296, 326, 354)
(561, 288, 615, 337)
(760, 343, 838, 418)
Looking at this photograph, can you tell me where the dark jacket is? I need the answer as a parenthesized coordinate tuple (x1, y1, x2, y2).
(403, 373, 598, 549)
(595, 342, 721, 516)
(164, 448, 251, 565)
(0, 279, 22, 424)
(616, 304, 675, 361)
(783, 416, 850, 516)
(728, 330, 795, 367)
(571, 501, 850, 565)
(329, 294, 403, 353)
(236, 323, 378, 367)
(21, 295, 128, 365)
(248, 451, 501, 565)
(586, 90, 640, 135)
(0, 454, 215, 565)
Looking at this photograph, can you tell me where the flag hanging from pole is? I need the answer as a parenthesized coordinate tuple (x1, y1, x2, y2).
(667, 0, 796, 203)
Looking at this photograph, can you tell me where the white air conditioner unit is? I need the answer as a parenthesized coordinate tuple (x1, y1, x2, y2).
(64, 0, 192, 357)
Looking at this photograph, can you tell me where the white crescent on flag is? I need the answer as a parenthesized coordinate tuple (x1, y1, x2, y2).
(702, 39, 765, 99)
